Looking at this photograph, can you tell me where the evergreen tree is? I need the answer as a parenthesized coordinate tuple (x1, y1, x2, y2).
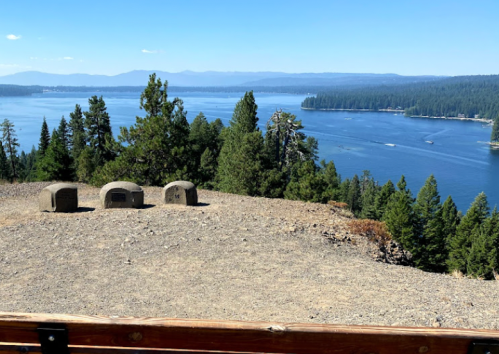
(346, 174, 361, 214)
(466, 207, 499, 279)
(189, 112, 221, 184)
(37, 130, 74, 181)
(383, 176, 417, 255)
(373, 180, 395, 220)
(17, 151, 27, 181)
(466, 227, 497, 279)
(284, 160, 325, 202)
(321, 159, 341, 201)
(76, 147, 95, 183)
(360, 178, 379, 219)
(93, 74, 191, 186)
(24, 146, 38, 181)
(38, 117, 50, 157)
(337, 178, 351, 203)
(84, 95, 114, 167)
(57, 116, 70, 151)
(414, 175, 446, 272)
(441, 195, 460, 253)
(217, 91, 264, 194)
(69, 104, 86, 163)
(0, 141, 9, 181)
(447, 192, 490, 273)
(1, 119, 19, 180)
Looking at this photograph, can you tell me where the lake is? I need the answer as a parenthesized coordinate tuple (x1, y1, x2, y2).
(1, 91, 498, 212)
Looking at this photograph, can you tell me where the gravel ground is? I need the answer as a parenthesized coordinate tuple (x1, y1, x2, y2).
(0, 182, 498, 329)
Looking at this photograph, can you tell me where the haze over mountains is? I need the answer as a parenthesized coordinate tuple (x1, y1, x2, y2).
(0, 70, 446, 87)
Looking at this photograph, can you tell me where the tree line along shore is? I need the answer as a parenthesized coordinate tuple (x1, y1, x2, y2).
(1, 73, 498, 280)
(301, 75, 499, 143)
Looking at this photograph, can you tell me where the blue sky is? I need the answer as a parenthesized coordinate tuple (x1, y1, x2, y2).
(1, 0, 498, 76)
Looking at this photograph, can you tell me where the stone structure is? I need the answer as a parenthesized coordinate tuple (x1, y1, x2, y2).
(39, 183, 78, 212)
(162, 181, 198, 206)
(100, 181, 144, 209)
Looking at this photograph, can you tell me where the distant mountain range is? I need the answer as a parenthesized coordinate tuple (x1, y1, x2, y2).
(0, 70, 447, 87)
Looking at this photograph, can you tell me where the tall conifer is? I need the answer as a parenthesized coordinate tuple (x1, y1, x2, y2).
(0, 141, 9, 181)
(1, 119, 19, 179)
(383, 176, 417, 255)
(373, 180, 395, 220)
(414, 175, 446, 272)
(217, 91, 263, 194)
(38, 117, 50, 157)
(69, 104, 86, 163)
(447, 192, 489, 273)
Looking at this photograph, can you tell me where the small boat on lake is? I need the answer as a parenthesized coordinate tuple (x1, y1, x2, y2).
(425, 140, 434, 144)
(385, 143, 396, 147)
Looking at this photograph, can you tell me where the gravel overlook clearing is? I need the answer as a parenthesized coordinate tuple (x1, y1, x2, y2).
(0, 182, 498, 330)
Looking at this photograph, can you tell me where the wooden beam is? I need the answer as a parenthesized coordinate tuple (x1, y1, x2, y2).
(0, 312, 497, 353)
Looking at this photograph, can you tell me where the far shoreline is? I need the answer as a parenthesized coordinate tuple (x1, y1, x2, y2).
(300, 107, 494, 124)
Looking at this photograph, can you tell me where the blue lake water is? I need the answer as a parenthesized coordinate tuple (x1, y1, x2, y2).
(1, 91, 498, 212)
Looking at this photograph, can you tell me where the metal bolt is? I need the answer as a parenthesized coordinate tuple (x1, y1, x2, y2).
(48, 335, 55, 342)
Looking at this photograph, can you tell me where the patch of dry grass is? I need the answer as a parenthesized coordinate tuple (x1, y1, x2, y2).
(347, 219, 392, 246)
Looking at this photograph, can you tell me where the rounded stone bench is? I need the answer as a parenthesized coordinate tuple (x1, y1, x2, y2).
(162, 181, 198, 206)
(100, 181, 144, 209)
(39, 183, 78, 212)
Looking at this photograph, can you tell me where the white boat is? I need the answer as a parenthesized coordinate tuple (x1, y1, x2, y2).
(385, 143, 396, 147)
(425, 140, 434, 144)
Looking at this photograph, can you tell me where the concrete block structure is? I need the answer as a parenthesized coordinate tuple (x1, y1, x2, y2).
(39, 183, 78, 212)
(162, 181, 198, 206)
(100, 181, 144, 209)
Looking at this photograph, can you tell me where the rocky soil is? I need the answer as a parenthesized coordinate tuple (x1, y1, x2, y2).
(0, 182, 498, 329)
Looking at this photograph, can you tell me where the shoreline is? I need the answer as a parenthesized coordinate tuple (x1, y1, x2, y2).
(300, 107, 494, 124)
(301, 107, 404, 113)
(409, 115, 494, 124)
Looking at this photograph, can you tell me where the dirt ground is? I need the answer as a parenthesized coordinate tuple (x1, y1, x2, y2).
(0, 182, 498, 329)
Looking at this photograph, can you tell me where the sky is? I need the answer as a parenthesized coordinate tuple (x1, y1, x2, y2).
(1, 0, 498, 77)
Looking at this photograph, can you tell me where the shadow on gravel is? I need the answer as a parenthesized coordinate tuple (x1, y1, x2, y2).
(76, 207, 95, 213)
(141, 204, 156, 209)
(196, 203, 210, 207)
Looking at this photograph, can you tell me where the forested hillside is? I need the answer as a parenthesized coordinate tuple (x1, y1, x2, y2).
(0, 85, 42, 96)
(302, 75, 499, 119)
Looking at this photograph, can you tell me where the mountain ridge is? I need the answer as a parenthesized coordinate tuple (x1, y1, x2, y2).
(0, 70, 447, 87)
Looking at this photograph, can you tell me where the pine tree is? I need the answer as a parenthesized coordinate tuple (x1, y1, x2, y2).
(466, 207, 499, 279)
(0, 141, 9, 181)
(383, 176, 417, 255)
(38, 117, 50, 157)
(189, 112, 217, 183)
(321, 160, 340, 202)
(25, 146, 38, 181)
(441, 195, 460, 253)
(284, 160, 326, 202)
(217, 91, 264, 194)
(69, 104, 86, 163)
(360, 178, 379, 220)
(1, 119, 19, 180)
(57, 116, 70, 151)
(466, 227, 496, 279)
(373, 180, 395, 220)
(84, 95, 114, 167)
(447, 192, 490, 273)
(37, 130, 74, 181)
(414, 175, 446, 272)
(346, 174, 361, 214)
(93, 74, 192, 186)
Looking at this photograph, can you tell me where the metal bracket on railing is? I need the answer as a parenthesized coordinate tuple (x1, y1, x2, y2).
(468, 341, 499, 354)
(37, 324, 70, 354)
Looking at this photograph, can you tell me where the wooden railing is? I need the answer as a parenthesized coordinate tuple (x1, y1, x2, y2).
(0, 312, 497, 353)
